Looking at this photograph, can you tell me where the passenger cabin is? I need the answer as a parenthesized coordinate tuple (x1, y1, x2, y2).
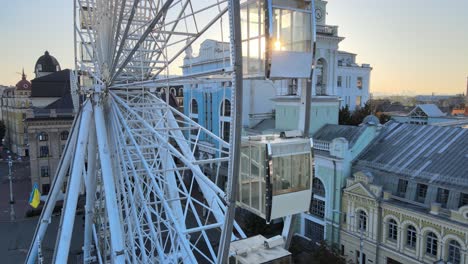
(237, 135, 313, 222)
(241, 0, 314, 79)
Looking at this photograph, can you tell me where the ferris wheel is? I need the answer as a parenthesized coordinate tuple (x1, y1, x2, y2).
(26, 0, 319, 263)
(26, 0, 245, 263)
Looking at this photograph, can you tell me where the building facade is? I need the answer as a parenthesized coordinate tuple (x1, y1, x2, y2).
(26, 108, 73, 195)
(391, 104, 468, 126)
(340, 122, 468, 264)
(25, 51, 76, 195)
(1, 72, 32, 156)
(313, 0, 372, 110)
(300, 122, 381, 246)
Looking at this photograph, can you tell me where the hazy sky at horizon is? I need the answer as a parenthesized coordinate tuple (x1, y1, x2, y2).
(0, 0, 467, 95)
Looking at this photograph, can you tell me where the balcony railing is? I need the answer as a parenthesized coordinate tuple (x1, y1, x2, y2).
(314, 140, 330, 151)
(317, 25, 338, 36)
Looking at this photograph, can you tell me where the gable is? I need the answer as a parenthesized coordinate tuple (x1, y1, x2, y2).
(344, 182, 376, 199)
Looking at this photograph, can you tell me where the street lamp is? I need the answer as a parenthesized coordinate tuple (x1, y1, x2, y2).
(7, 152, 15, 221)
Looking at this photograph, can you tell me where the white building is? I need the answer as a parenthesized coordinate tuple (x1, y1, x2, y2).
(314, 0, 372, 110)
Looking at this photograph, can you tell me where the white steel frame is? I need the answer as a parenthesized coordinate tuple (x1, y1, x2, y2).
(26, 0, 244, 263)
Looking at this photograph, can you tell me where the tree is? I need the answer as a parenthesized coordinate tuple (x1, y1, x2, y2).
(339, 102, 385, 126)
(350, 102, 372, 125)
(0, 120, 5, 144)
(378, 113, 391, 124)
(338, 105, 352, 125)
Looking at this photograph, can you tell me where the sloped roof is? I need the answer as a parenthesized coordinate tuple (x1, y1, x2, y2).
(355, 122, 468, 190)
(31, 69, 70, 97)
(409, 104, 445, 117)
(313, 124, 366, 148)
(45, 93, 74, 110)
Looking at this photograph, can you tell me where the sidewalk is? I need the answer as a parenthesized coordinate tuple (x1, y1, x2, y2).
(0, 160, 33, 221)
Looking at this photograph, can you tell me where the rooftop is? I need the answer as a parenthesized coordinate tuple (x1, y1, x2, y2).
(409, 104, 446, 117)
(313, 124, 367, 148)
(355, 121, 468, 190)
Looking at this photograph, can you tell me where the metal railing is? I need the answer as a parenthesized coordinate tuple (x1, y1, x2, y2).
(314, 140, 330, 151)
(317, 25, 338, 36)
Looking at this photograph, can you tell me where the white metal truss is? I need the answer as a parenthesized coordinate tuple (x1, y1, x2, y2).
(26, 0, 244, 263)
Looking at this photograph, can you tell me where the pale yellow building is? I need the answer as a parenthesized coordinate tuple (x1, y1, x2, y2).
(1, 72, 32, 156)
(340, 123, 467, 264)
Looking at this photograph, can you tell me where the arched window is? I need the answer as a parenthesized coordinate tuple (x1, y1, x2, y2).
(388, 219, 398, 241)
(220, 99, 231, 117)
(39, 132, 48, 141)
(425, 232, 438, 256)
(406, 225, 417, 248)
(60, 131, 69, 141)
(190, 99, 198, 115)
(358, 210, 367, 231)
(312, 178, 325, 197)
(447, 240, 461, 264)
(178, 88, 184, 97)
(170, 88, 176, 95)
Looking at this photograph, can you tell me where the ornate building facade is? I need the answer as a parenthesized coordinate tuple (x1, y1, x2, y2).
(300, 121, 381, 246)
(1, 71, 32, 156)
(340, 122, 468, 264)
(25, 51, 76, 195)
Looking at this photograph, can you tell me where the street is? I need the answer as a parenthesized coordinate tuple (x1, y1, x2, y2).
(0, 159, 32, 222)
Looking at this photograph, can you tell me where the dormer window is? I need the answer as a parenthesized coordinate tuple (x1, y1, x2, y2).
(37, 64, 43, 71)
(459, 193, 468, 208)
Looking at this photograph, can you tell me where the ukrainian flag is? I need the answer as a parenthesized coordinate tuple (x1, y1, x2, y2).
(29, 183, 41, 208)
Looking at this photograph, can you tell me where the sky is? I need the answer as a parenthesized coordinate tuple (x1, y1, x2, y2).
(0, 0, 467, 96)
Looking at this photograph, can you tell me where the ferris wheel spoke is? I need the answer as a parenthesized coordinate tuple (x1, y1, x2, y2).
(28, 0, 246, 262)
(111, 0, 175, 83)
(110, 101, 200, 263)
(110, 0, 142, 76)
(109, 98, 231, 263)
(152, 5, 229, 78)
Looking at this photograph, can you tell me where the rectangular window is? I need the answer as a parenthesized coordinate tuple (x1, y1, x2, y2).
(304, 220, 324, 243)
(356, 251, 360, 264)
(416, 183, 428, 203)
(357, 77, 363, 89)
(42, 184, 50, 195)
(310, 198, 325, 219)
(40, 166, 49, 177)
(337, 76, 342, 87)
(356, 96, 362, 107)
(459, 193, 468, 208)
(343, 212, 347, 223)
(222, 122, 230, 142)
(341, 245, 345, 256)
(397, 179, 408, 197)
(436, 188, 449, 208)
(39, 146, 49, 158)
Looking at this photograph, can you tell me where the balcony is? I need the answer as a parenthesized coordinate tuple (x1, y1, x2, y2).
(317, 25, 338, 36)
(313, 140, 330, 151)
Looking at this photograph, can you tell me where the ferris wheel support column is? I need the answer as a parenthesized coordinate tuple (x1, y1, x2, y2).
(300, 0, 317, 137)
(83, 121, 97, 263)
(54, 101, 92, 263)
(218, 0, 244, 262)
(93, 89, 126, 263)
